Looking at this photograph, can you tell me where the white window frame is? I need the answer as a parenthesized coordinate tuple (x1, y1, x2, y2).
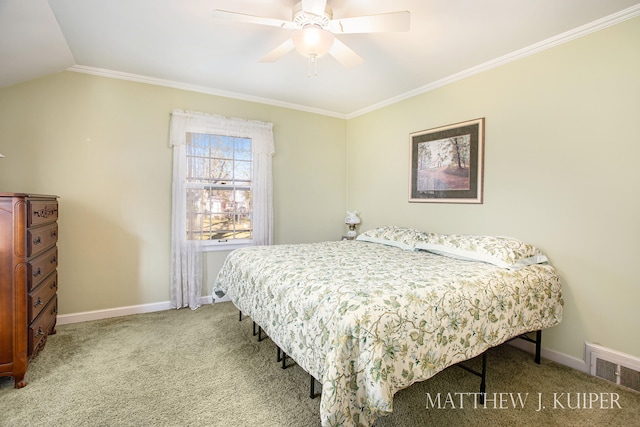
(189, 184, 254, 252)
(185, 132, 254, 251)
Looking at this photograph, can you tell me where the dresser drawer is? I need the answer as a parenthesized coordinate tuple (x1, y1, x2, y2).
(28, 272, 58, 323)
(29, 295, 57, 356)
(27, 200, 58, 228)
(27, 223, 58, 257)
(27, 246, 58, 291)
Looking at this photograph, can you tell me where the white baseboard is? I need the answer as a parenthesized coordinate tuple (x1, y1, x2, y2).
(56, 295, 218, 326)
(212, 293, 231, 303)
(508, 338, 589, 373)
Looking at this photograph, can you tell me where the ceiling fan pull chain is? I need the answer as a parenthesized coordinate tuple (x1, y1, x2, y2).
(308, 54, 319, 78)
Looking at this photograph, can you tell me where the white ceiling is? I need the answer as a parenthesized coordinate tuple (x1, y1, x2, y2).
(1, 0, 639, 117)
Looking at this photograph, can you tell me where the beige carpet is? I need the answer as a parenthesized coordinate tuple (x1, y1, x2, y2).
(1, 302, 638, 426)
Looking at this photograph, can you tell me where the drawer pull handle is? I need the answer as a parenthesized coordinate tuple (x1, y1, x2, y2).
(51, 281, 57, 290)
(34, 326, 44, 338)
(33, 268, 42, 277)
(33, 236, 42, 245)
(51, 230, 57, 238)
(34, 297, 43, 307)
(50, 256, 57, 264)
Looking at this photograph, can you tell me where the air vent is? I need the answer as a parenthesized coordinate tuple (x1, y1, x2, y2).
(620, 366, 640, 391)
(586, 343, 640, 392)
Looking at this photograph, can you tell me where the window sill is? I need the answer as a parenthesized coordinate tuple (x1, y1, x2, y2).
(200, 240, 253, 252)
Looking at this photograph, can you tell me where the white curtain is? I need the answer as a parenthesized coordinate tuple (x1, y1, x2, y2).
(169, 109, 275, 309)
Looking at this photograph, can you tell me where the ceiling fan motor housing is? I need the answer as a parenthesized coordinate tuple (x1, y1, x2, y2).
(293, 1, 333, 29)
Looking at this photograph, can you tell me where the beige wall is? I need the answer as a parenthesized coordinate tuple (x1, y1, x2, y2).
(0, 72, 348, 314)
(346, 17, 640, 359)
(1, 16, 638, 361)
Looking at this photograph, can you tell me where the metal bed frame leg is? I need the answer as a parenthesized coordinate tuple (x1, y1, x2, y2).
(310, 375, 319, 399)
(510, 330, 543, 364)
(277, 347, 290, 368)
(457, 351, 488, 405)
(479, 352, 487, 404)
(242, 318, 320, 399)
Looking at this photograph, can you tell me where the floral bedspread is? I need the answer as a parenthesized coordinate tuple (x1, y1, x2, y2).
(214, 240, 563, 426)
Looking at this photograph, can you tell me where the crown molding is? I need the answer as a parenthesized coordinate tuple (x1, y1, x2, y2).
(68, 4, 640, 121)
(346, 4, 640, 119)
(67, 65, 348, 120)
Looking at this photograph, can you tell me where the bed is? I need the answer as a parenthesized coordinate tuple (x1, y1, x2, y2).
(214, 227, 563, 426)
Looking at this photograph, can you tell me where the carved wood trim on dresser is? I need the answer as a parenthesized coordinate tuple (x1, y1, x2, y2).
(0, 193, 59, 388)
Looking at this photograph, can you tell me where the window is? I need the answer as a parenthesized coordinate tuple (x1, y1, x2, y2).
(186, 133, 253, 244)
(170, 109, 274, 262)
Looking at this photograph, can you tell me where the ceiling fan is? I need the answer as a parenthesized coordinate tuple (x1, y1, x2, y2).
(212, 0, 410, 74)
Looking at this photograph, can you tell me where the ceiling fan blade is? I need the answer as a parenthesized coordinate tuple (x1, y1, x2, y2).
(212, 9, 297, 30)
(259, 38, 295, 63)
(301, 0, 327, 16)
(328, 38, 363, 68)
(329, 11, 410, 34)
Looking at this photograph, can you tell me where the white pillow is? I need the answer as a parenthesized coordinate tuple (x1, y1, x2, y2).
(416, 234, 548, 270)
(356, 226, 432, 251)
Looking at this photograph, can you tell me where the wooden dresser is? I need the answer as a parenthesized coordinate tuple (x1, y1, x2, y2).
(0, 193, 59, 388)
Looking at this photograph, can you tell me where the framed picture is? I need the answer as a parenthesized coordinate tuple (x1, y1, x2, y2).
(409, 118, 485, 203)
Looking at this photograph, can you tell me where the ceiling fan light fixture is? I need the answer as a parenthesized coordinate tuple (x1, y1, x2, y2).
(292, 25, 335, 59)
(213, 2, 409, 76)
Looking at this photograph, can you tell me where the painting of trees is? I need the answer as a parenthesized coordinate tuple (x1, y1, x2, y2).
(409, 118, 484, 204)
(417, 134, 471, 192)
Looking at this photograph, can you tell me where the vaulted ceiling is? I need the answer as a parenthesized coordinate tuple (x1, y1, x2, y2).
(1, 0, 639, 117)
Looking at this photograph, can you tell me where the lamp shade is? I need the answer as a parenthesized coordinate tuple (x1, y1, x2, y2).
(345, 211, 361, 225)
(292, 26, 335, 58)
